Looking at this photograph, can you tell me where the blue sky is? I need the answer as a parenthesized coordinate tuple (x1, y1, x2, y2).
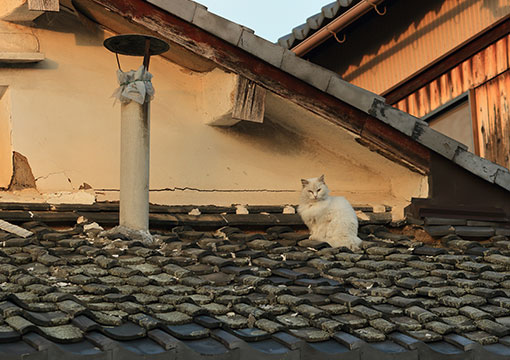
(195, 1, 327, 42)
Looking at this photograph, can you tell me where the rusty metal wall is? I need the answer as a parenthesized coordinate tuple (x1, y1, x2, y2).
(343, 0, 510, 95)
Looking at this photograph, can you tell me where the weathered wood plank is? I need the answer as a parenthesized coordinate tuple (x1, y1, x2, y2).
(495, 36, 508, 75)
(496, 72, 510, 168)
(439, 73, 450, 107)
(407, 92, 418, 117)
(472, 51, 486, 87)
(461, 58, 473, 92)
(486, 75, 500, 163)
(417, 86, 429, 118)
(469, 89, 481, 156)
(232, 76, 266, 123)
(450, 65, 462, 99)
(28, 0, 59, 11)
(474, 83, 489, 159)
(396, 98, 407, 113)
(485, 42, 498, 81)
(429, 79, 440, 112)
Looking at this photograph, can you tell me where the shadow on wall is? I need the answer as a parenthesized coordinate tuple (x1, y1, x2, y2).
(32, 9, 104, 47)
(0, 59, 59, 70)
(215, 117, 307, 156)
(483, 0, 510, 17)
(307, 0, 465, 79)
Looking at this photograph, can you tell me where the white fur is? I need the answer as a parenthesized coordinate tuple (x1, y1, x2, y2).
(298, 175, 362, 251)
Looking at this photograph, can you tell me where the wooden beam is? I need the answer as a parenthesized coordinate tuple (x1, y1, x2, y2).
(28, 0, 59, 12)
(0, 0, 58, 21)
(383, 16, 510, 105)
(0, 52, 44, 63)
(232, 76, 266, 123)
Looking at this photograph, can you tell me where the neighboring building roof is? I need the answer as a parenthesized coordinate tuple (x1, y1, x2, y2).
(277, 0, 356, 50)
(0, 206, 509, 359)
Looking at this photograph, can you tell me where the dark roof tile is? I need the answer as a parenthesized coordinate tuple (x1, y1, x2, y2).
(406, 329, 441, 343)
(289, 327, 330, 342)
(3, 219, 510, 356)
(232, 327, 270, 342)
(464, 330, 498, 345)
(165, 323, 209, 340)
(39, 324, 83, 343)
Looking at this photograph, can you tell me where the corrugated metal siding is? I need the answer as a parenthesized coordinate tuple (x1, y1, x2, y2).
(343, 0, 510, 95)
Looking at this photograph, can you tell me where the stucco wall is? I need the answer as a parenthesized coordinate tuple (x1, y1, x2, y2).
(0, 11, 427, 215)
(0, 87, 12, 188)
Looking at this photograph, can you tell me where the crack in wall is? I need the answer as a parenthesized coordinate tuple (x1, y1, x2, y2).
(95, 187, 298, 193)
(35, 170, 75, 190)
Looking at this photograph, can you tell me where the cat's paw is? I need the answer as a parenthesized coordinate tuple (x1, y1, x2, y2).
(347, 237, 363, 252)
(349, 243, 362, 252)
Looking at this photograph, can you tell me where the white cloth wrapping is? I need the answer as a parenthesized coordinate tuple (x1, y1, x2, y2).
(113, 65, 154, 105)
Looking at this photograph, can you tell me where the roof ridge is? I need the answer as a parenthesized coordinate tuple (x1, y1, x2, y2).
(277, 0, 356, 49)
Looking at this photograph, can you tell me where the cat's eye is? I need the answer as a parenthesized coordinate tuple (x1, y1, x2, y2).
(317, 189, 321, 192)
(309, 190, 313, 194)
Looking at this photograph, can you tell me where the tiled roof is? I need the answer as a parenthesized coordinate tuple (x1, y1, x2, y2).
(0, 210, 510, 359)
(277, 1, 355, 50)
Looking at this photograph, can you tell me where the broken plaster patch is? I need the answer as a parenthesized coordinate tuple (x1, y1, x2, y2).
(35, 171, 74, 192)
(43, 190, 96, 205)
(283, 205, 295, 214)
(356, 211, 370, 221)
(370, 204, 387, 213)
(235, 205, 249, 214)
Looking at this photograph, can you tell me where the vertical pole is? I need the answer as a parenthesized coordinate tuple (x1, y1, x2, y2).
(119, 38, 152, 231)
(119, 100, 150, 231)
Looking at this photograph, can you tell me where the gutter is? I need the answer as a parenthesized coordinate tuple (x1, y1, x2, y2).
(291, 0, 385, 57)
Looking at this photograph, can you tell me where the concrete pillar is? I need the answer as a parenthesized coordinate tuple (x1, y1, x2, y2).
(119, 101, 150, 231)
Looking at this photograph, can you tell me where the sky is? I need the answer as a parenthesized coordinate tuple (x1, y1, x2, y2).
(194, 1, 328, 42)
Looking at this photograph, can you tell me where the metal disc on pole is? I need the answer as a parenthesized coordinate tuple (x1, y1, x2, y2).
(103, 34, 169, 57)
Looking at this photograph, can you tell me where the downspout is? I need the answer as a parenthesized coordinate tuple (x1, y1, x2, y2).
(291, 0, 385, 57)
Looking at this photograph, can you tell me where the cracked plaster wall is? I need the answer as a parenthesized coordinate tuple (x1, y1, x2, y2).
(0, 86, 12, 188)
(0, 11, 427, 213)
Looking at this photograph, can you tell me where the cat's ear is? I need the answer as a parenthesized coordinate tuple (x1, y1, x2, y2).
(319, 174, 325, 183)
(301, 179, 309, 187)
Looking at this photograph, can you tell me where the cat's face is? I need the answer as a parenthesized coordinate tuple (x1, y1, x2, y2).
(301, 175, 329, 201)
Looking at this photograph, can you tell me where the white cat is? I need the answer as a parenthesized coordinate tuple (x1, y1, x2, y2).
(298, 175, 362, 251)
